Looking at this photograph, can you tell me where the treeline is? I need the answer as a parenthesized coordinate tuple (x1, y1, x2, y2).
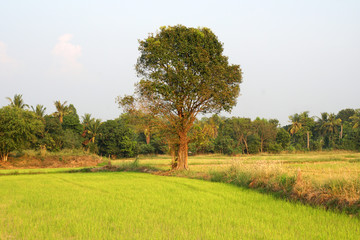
(189, 109, 360, 155)
(0, 94, 359, 161)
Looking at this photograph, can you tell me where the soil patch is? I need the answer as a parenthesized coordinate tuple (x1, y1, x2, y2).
(0, 155, 101, 169)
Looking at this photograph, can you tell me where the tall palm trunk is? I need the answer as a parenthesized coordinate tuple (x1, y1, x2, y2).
(340, 124, 343, 139)
(307, 131, 310, 150)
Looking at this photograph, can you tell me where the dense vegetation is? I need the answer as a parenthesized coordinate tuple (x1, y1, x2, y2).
(0, 94, 359, 163)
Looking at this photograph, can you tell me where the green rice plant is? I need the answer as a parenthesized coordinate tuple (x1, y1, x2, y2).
(0, 172, 359, 239)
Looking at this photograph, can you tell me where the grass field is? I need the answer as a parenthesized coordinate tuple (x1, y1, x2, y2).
(1, 172, 359, 239)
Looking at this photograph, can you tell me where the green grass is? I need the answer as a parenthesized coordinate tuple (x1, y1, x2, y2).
(0, 172, 359, 239)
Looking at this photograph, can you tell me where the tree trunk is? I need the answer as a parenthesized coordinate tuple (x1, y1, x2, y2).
(0, 153, 9, 162)
(340, 124, 343, 139)
(243, 138, 249, 154)
(307, 131, 310, 150)
(144, 128, 151, 144)
(260, 138, 264, 153)
(170, 144, 178, 169)
(145, 134, 151, 145)
(176, 131, 188, 170)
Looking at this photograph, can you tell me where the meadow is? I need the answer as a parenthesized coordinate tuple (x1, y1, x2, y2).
(1, 172, 359, 239)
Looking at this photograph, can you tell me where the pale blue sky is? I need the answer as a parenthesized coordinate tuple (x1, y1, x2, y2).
(1, 0, 359, 125)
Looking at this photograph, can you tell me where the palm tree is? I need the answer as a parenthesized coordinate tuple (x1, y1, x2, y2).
(87, 119, 102, 143)
(350, 110, 360, 129)
(299, 111, 314, 150)
(289, 113, 302, 136)
(81, 113, 94, 138)
(31, 104, 46, 117)
(322, 113, 341, 147)
(6, 94, 28, 109)
(82, 113, 93, 126)
(53, 100, 71, 123)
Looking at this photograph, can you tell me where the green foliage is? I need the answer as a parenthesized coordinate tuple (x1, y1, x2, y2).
(62, 104, 83, 134)
(62, 129, 83, 149)
(42, 116, 63, 151)
(268, 142, 283, 153)
(276, 128, 291, 149)
(97, 119, 138, 158)
(31, 104, 46, 117)
(0, 106, 44, 161)
(139, 143, 155, 155)
(247, 134, 260, 154)
(136, 25, 242, 115)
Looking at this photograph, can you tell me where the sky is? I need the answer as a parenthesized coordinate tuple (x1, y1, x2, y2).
(1, 0, 359, 126)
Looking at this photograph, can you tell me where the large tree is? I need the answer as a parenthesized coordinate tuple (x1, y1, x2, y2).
(134, 25, 242, 169)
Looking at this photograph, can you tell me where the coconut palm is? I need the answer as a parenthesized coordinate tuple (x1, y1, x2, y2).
(31, 104, 46, 117)
(350, 110, 360, 129)
(53, 100, 71, 123)
(87, 119, 102, 143)
(6, 94, 29, 109)
(299, 111, 314, 150)
(82, 113, 93, 126)
(289, 113, 302, 136)
(322, 113, 341, 134)
(322, 113, 341, 146)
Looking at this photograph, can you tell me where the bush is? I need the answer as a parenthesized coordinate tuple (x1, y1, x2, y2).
(139, 143, 155, 155)
(268, 143, 282, 154)
(97, 119, 138, 158)
(62, 129, 83, 149)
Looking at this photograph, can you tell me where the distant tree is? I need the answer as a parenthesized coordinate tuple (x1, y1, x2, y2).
(117, 95, 157, 145)
(62, 104, 83, 134)
(231, 118, 252, 154)
(322, 113, 341, 147)
(6, 94, 29, 109)
(42, 116, 63, 151)
(299, 111, 315, 150)
(97, 119, 138, 158)
(188, 117, 218, 154)
(336, 109, 355, 139)
(0, 106, 44, 161)
(53, 100, 71, 123)
(276, 128, 291, 149)
(253, 118, 278, 153)
(31, 104, 46, 117)
(134, 25, 242, 169)
(82, 113, 93, 127)
(350, 110, 360, 129)
(289, 113, 302, 136)
(337, 108, 355, 123)
(87, 119, 102, 143)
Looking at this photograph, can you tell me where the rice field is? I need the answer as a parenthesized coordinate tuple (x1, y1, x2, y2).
(1, 172, 359, 239)
(111, 151, 360, 183)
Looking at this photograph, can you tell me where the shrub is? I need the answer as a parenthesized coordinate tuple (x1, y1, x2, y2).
(268, 143, 282, 154)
